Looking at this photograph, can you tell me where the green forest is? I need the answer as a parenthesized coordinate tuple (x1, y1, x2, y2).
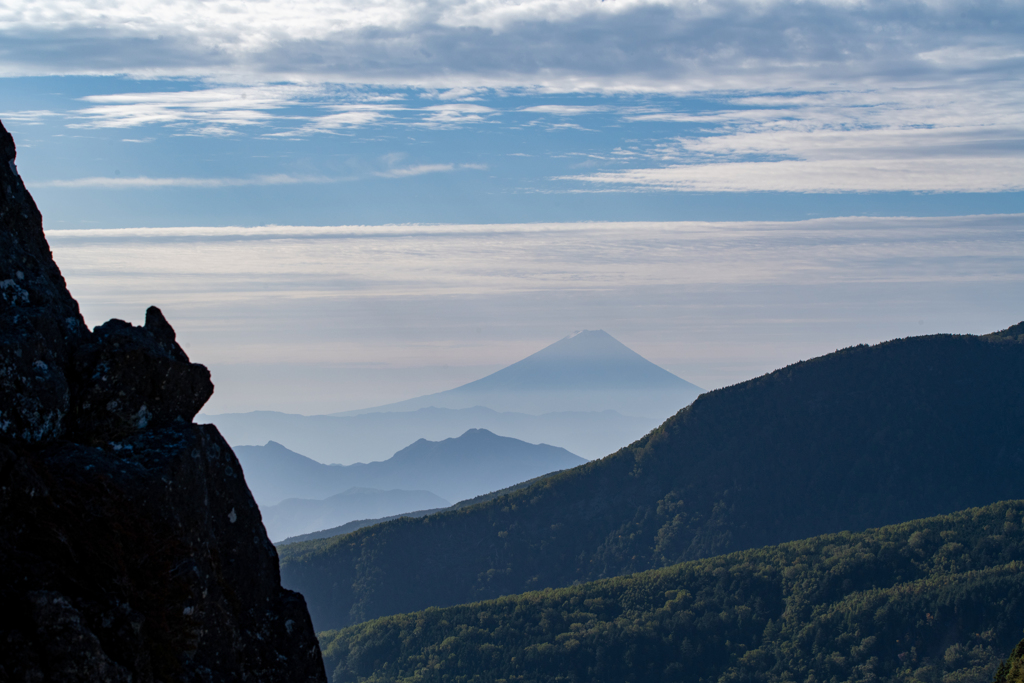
(995, 638, 1024, 683)
(318, 500, 1024, 683)
(281, 325, 1024, 631)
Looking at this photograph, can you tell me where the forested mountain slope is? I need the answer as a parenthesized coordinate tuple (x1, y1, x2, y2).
(318, 500, 1024, 683)
(996, 638, 1024, 683)
(282, 324, 1024, 631)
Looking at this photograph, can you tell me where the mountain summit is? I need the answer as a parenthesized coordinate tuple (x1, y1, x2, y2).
(340, 330, 702, 419)
(457, 330, 691, 392)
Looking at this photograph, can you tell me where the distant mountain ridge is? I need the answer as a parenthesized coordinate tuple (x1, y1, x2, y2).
(280, 323, 1024, 631)
(261, 488, 449, 543)
(235, 429, 587, 507)
(207, 406, 654, 464)
(336, 330, 702, 418)
(276, 473, 558, 546)
(206, 330, 698, 463)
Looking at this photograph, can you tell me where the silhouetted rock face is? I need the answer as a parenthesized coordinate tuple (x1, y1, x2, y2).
(0, 120, 326, 681)
(0, 124, 89, 444)
(68, 307, 214, 443)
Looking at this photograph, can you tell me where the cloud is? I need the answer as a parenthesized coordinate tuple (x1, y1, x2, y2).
(543, 122, 594, 132)
(0, 0, 1020, 94)
(37, 174, 333, 188)
(0, 110, 59, 124)
(44, 215, 1024, 413)
(60, 86, 498, 136)
(562, 158, 1024, 193)
(4, 1, 1021, 196)
(560, 85, 1024, 193)
(57, 84, 319, 140)
(417, 103, 496, 127)
(46, 215, 1024, 292)
(521, 105, 608, 116)
(376, 164, 455, 178)
(374, 163, 487, 178)
(271, 105, 403, 136)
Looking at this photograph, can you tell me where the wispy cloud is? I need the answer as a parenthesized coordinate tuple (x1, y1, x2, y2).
(374, 163, 487, 178)
(4, 0, 1021, 198)
(521, 105, 608, 116)
(376, 164, 455, 178)
(560, 86, 1024, 193)
(37, 174, 333, 188)
(280, 106, 400, 135)
(562, 158, 1024, 194)
(17, 78, 1024, 195)
(61, 86, 498, 136)
(0, 109, 59, 124)
(418, 103, 496, 127)
(65, 85, 317, 135)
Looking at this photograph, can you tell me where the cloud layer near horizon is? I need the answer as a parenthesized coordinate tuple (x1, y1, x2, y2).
(46, 216, 1024, 413)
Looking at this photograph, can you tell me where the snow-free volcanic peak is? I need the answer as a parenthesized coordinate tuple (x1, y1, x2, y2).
(345, 329, 702, 419)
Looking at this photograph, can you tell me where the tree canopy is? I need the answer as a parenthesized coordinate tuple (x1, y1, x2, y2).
(318, 500, 1024, 683)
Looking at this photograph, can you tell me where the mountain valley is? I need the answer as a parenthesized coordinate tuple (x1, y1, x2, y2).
(318, 499, 1024, 683)
(280, 323, 1024, 632)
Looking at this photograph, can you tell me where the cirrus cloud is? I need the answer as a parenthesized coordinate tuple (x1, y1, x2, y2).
(35, 173, 336, 189)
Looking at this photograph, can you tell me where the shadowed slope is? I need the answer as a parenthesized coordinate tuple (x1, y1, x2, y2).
(319, 500, 1024, 683)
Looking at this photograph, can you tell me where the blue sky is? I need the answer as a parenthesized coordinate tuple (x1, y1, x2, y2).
(8, 78, 1024, 227)
(3, 0, 1023, 413)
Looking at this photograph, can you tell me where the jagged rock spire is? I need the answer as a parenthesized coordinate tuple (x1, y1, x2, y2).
(0, 123, 212, 445)
(0, 119, 325, 682)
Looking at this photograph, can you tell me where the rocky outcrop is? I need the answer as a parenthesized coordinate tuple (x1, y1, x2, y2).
(0, 120, 327, 681)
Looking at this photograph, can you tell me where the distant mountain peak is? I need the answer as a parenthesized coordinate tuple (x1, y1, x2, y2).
(564, 329, 601, 338)
(335, 330, 703, 419)
(454, 329, 694, 393)
(515, 329, 653, 362)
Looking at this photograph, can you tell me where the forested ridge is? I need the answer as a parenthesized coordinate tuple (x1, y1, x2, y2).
(281, 324, 1024, 630)
(318, 500, 1024, 683)
(996, 638, 1024, 683)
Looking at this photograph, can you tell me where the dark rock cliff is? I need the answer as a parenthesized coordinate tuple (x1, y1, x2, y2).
(0, 120, 327, 681)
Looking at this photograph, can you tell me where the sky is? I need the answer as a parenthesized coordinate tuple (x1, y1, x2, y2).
(3, 0, 1023, 414)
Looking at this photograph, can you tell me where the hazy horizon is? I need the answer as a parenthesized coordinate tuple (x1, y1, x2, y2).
(3, 0, 1021, 415)
(46, 216, 1024, 415)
